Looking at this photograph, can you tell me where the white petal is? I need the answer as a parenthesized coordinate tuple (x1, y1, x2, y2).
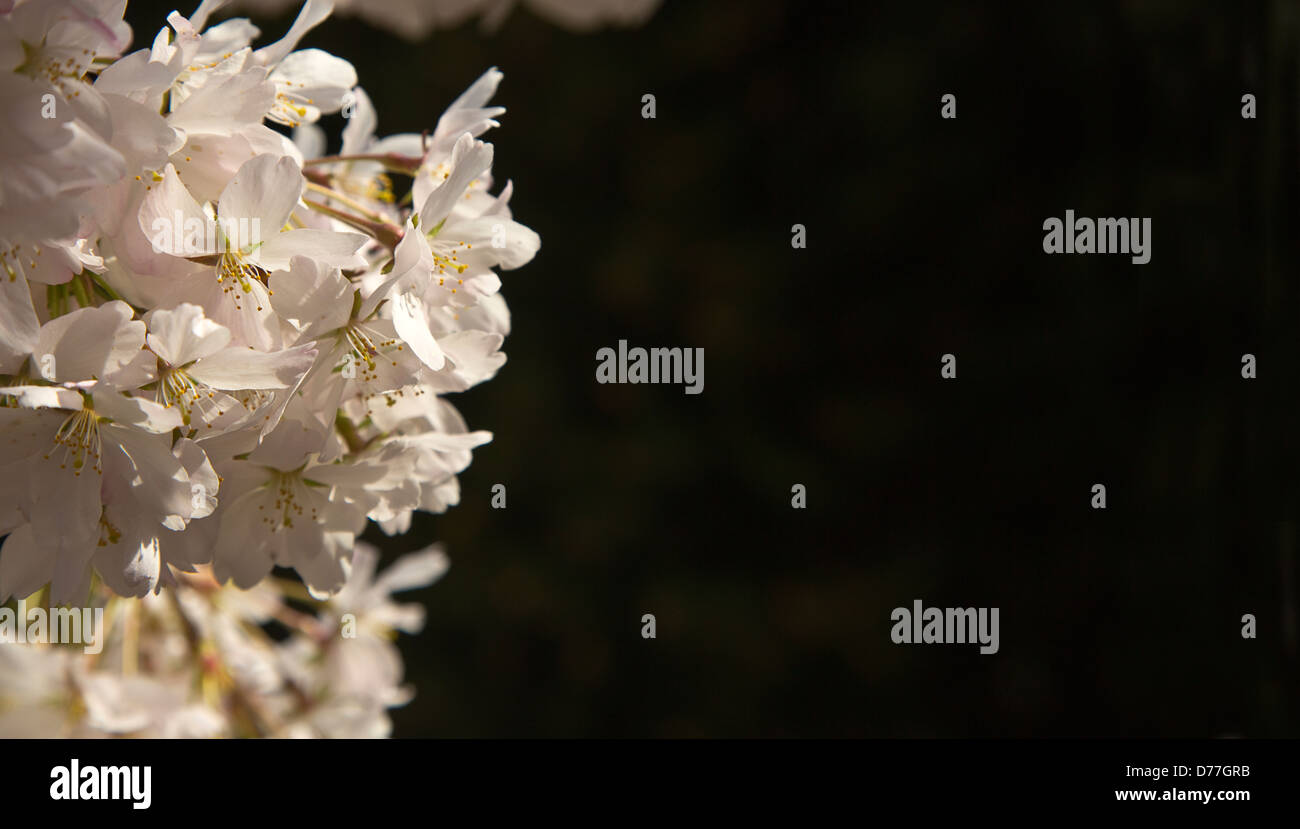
(93, 392, 183, 434)
(92, 526, 161, 598)
(138, 164, 220, 258)
(339, 86, 376, 155)
(391, 292, 445, 370)
(145, 302, 231, 366)
(444, 215, 540, 270)
(252, 0, 334, 67)
(173, 437, 218, 520)
(167, 69, 275, 137)
(417, 133, 493, 227)
(270, 49, 357, 115)
(293, 123, 326, 159)
(0, 385, 84, 410)
(374, 545, 449, 595)
(103, 93, 185, 173)
(257, 228, 366, 271)
(269, 255, 352, 339)
(218, 154, 304, 237)
(34, 301, 144, 384)
(359, 219, 429, 319)
(0, 271, 39, 373)
(0, 524, 51, 603)
(188, 342, 317, 390)
(103, 424, 192, 525)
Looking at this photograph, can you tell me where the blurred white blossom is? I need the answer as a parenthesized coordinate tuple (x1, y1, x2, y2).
(0, 546, 447, 737)
(232, 0, 660, 40)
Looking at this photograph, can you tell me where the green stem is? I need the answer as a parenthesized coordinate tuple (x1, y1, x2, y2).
(46, 284, 67, 318)
(89, 271, 124, 303)
(70, 271, 92, 309)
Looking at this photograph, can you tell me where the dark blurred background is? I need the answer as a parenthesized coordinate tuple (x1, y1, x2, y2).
(124, 0, 1300, 736)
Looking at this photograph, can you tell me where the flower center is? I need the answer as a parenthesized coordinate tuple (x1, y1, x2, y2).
(216, 248, 269, 312)
(0, 243, 41, 283)
(96, 511, 122, 547)
(159, 367, 272, 431)
(15, 41, 93, 99)
(257, 469, 319, 532)
(268, 79, 314, 128)
(341, 323, 399, 384)
(45, 408, 103, 476)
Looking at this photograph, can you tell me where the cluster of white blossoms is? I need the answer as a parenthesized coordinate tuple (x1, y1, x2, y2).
(0, 0, 536, 734)
(0, 542, 448, 737)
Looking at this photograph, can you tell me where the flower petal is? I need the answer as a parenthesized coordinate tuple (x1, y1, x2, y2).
(390, 291, 444, 371)
(218, 154, 304, 237)
(145, 302, 231, 366)
(188, 342, 317, 390)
